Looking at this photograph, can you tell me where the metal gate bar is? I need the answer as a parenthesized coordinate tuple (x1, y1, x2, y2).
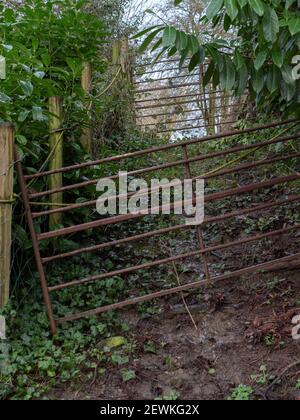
(27, 125, 300, 199)
(31, 136, 300, 218)
(57, 252, 300, 324)
(24, 119, 297, 181)
(41, 194, 300, 265)
(16, 119, 300, 335)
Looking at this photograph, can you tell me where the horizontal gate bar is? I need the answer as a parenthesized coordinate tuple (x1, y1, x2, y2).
(37, 173, 300, 241)
(158, 120, 243, 133)
(42, 198, 300, 263)
(134, 58, 193, 68)
(56, 251, 300, 323)
(136, 66, 190, 75)
(135, 91, 228, 103)
(137, 108, 205, 119)
(32, 150, 300, 219)
(135, 82, 202, 94)
(137, 113, 252, 127)
(29, 131, 300, 200)
(154, 117, 257, 131)
(49, 224, 300, 292)
(135, 96, 234, 111)
(137, 107, 254, 119)
(25, 119, 299, 182)
(133, 73, 199, 84)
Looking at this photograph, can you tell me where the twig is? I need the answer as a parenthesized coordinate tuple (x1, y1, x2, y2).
(159, 240, 198, 330)
(263, 360, 300, 400)
(171, 261, 199, 331)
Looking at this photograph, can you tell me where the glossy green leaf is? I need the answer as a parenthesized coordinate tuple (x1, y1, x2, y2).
(249, 0, 264, 17)
(224, 0, 239, 21)
(254, 50, 267, 70)
(263, 8, 279, 43)
(20, 80, 33, 96)
(139, 28, 164, 53)
(206, 0, 224, 20)
(162, 27, 177, 47)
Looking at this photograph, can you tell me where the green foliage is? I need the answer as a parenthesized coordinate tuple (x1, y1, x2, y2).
(136, 0, 300, 114)
(156, 390, 180, 400)
(0, 0, 109, 283)
(251, 365, 268, 386)
(228, 385, 253, 400)
(0, 0, 106, 161)
(120, 369, 136, 382)
(0, 253, 135, 400)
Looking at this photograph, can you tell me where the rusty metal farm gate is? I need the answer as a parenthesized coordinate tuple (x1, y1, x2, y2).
(16, 115, 300, 335)
(133, 58, 255, 136)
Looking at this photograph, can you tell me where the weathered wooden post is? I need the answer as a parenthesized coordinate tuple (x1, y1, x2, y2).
(0, 123, 14, 308)
(81, 62, 93, 154)
(112, 40, 121, 66)
(49, 96, 63, 230)
(120, 37, 133, 84)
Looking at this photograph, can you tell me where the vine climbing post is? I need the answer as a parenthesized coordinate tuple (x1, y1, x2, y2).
(0, 123, 14, 308)
(81, 62, 93, 154)
(49, 96, 63, 230)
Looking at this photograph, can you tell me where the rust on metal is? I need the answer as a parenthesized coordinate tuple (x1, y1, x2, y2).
(24, 119, 298, 181)
(31, 135, 300, 218)
(41, 194, 300, 264)
(17, 116, 300, 335)
(57, 252, 300, 323)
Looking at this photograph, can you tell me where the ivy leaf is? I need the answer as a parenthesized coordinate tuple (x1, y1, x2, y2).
(174, 0, 184, 5)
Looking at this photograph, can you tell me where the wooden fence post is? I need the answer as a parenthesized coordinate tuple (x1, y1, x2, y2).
(120, 37, 133, 84)
(81, 62, 93, 154)
(112, 40, 121, 66)
(49, 96, 63, 230)
(0, 123, 14, 308)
